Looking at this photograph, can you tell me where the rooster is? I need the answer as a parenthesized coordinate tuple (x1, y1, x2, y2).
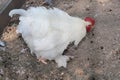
(9, 7, 95, 67)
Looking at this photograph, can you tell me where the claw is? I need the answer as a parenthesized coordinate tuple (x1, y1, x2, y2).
(68, 55, 74, 59)
(38, 57, 47, 64)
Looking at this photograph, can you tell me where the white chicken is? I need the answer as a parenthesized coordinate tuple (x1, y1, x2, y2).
(9, 7, 95, 67)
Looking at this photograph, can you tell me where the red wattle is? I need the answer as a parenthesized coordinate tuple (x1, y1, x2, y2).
(86, 25, 91, 32)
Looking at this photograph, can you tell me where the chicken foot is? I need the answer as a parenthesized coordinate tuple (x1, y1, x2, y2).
(55, 55, 74, 68)
(38, 57, 47, 64)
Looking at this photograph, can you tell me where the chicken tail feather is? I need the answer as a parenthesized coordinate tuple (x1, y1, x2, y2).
(9, 9, 27, 17)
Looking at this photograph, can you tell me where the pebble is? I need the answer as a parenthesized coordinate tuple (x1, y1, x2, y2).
(0, 40, 5, 47)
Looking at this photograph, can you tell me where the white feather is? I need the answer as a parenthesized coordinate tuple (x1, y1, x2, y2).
(9, 9, 27, 17)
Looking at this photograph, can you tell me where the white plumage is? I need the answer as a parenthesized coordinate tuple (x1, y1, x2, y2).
(9, 7, 92, 67)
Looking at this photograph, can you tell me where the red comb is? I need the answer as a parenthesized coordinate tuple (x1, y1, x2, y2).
(84, 17, 95, 26)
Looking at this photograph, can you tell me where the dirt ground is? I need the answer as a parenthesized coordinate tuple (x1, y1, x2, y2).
(0, 0, 120, 80)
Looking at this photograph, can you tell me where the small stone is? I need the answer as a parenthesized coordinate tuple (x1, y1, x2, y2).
(0, 40, 5, 47)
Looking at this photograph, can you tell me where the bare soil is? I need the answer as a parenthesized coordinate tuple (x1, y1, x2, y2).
(0, 0, 120, 80)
